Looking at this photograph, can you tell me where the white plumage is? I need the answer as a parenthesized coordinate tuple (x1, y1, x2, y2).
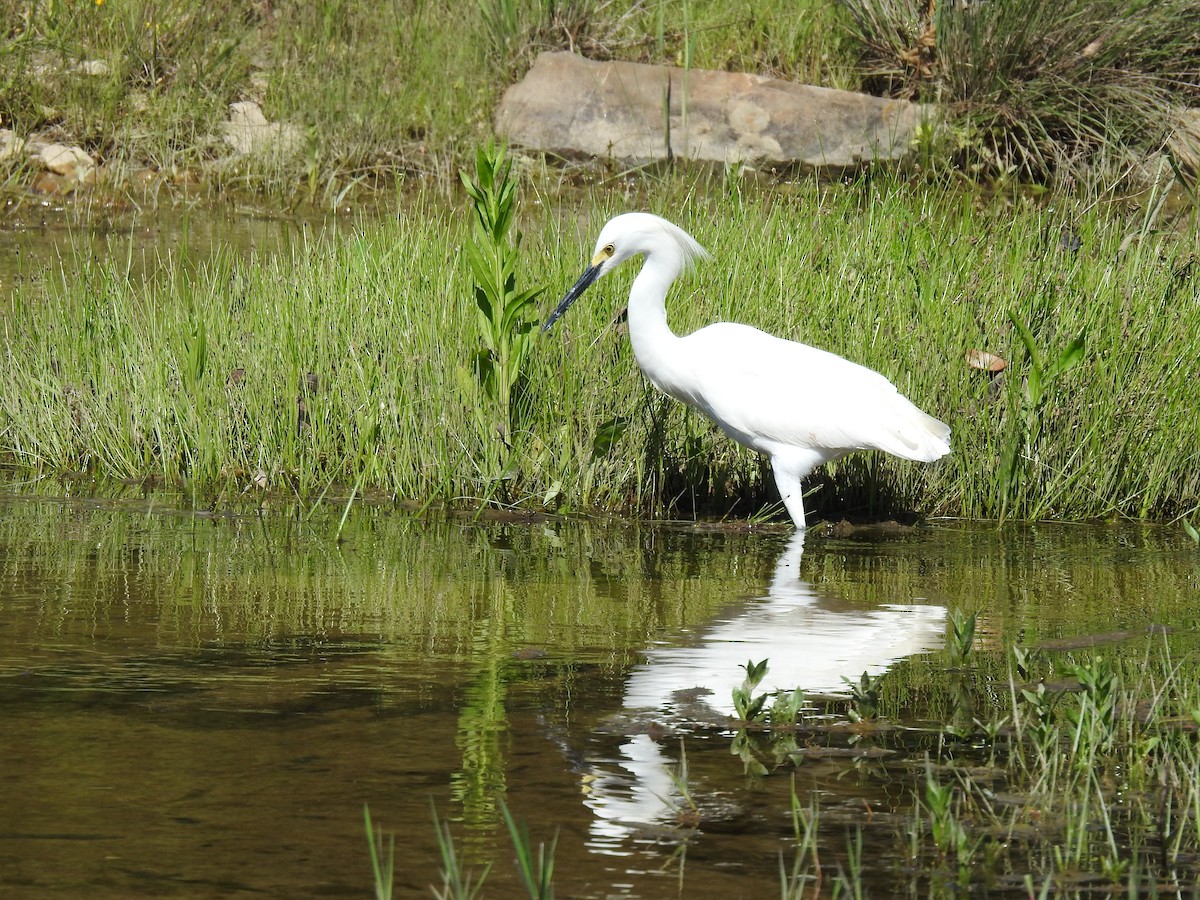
(543, 212, 951, 528)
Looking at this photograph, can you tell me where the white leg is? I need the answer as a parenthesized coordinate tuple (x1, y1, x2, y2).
(772, 465, 806, 529)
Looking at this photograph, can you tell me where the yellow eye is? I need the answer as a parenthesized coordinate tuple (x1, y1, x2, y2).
(603, 243, 615, 257)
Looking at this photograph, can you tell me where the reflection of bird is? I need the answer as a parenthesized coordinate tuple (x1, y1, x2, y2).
(582, 533, 945, 847)
(544, 213, 951, 528)
(623, 532, 947, 711)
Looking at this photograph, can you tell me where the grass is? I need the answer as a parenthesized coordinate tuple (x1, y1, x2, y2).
(2, 173, 1199, 523)
(838, 0, 1200, 184)
(363, 804, 396, 900)
(1, 0, 1195, 198)
(0, 0, 853, 200)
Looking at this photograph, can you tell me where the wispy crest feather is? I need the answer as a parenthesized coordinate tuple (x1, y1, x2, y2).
(662, 218, 711, 269)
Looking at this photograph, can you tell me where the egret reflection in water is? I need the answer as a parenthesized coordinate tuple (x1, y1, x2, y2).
(583, 533, 946, 847)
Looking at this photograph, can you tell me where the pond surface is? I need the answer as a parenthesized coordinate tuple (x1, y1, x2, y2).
(2, 488, 1197, 897)
(0, 200, 344, 298)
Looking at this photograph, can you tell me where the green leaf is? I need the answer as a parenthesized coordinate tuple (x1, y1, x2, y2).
(1183, 519, 1200, 546)
(1048, 328, 1086, 379)
(591, 416, 631, 459)
(1026, 365, 1042, 407)
(1007, 309, 1044, 376)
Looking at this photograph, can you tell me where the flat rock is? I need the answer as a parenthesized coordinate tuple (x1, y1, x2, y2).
(37, 143, 96, 182)
(78, 59, 110, 77)
(496, 51, 930, 170)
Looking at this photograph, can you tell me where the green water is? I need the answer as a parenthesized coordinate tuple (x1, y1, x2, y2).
(0, 203, 339, 299)
(1, 487, 1197, 897)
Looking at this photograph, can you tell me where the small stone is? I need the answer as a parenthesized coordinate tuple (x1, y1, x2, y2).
(0, 129, 25, 163)
(1168, 109, 1200, 177)
(78, 59, 109, 77)
(32, 171, 69, 194)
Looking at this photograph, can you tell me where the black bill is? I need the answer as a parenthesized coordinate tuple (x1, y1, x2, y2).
(542, 262, 603, 332)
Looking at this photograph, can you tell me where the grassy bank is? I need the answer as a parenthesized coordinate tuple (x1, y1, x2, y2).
(3, 175, 1198, 523)
(0, 0, 851, 199)
(3, 0, 1197, 199)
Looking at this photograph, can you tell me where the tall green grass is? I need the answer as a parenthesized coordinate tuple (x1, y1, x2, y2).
(3, 178, 1199, 522)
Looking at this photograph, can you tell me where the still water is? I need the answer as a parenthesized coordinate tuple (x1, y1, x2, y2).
(1, 489, 1197, 897)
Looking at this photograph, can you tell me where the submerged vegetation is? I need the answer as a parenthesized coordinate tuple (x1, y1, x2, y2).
(3, 176, 1199, 523)
(739, 635, 1200, 895)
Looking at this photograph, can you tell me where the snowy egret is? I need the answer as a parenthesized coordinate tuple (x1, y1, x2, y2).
(543, 213, 951, 528)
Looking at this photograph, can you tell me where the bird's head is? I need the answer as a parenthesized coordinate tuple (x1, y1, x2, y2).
(542, 213, 709, 332)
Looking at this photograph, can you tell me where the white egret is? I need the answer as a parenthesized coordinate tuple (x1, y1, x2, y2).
(543, 213, 951, 528)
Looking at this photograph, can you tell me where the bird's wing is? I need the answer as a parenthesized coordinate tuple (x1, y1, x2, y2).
(678, 323, 949, 460)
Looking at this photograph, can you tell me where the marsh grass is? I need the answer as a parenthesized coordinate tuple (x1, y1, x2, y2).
(363, 804, 395, 900)
(3, 178, 1199, 522)
(432, 804, 489, 900)
(499, 801, 557, 900)
(839, 0, 1200, 183)
(714, 638, 1200, 895)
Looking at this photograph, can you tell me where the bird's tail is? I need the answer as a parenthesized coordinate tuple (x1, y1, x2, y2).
(869, 392, 951, 462)
(901, 407, 952, 461)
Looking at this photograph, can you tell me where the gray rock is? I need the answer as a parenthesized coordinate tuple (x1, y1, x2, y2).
(220, 100, 302, 157)
(496, 51, 931, 170)
(78, 59, 110, 77)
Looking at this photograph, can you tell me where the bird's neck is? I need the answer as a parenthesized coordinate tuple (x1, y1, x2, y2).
(627, 256, 685, 396)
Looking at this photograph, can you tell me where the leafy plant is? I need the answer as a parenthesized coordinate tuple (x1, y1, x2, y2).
(844, 670, 885, 723)
(1064, 655, 1119, 755)
(921, 764, 973, 873)
(947, 609, 977, 668)
(733, 658, 771, 722)
(1012, 645, 1043, 683)
(1016, 676, 1059, 755)
(460, 142, 544, 460)
(732, 659, 804, 775)
(771, 686, 806, 726)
